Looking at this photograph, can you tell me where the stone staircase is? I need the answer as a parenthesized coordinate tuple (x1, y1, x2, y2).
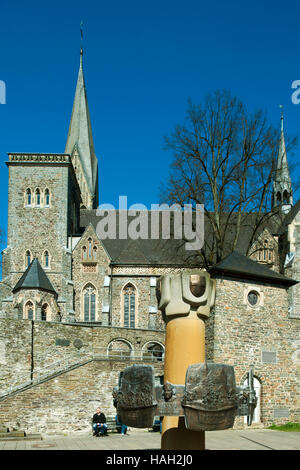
(0, 426, 42, 441)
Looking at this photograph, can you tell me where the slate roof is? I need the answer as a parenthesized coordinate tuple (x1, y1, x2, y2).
(79, 208, 285, 267)
(209, 251, 297, 286)
(12, 258, 57, 294)
(80, 210, 204, 266)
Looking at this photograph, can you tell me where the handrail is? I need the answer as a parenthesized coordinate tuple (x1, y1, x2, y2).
(0, 348, 164, 399)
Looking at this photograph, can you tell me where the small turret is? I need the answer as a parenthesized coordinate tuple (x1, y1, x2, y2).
(272, 107, 293, 214)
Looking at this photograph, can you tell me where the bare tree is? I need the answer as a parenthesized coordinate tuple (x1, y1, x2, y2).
(161, 90, 297, 267)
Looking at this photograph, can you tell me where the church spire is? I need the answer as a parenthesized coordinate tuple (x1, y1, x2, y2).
(65, 40, 99, 209)
(272, 106, 293, 213)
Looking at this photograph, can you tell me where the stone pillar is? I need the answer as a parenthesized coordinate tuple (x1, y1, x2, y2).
(157, 271, 215, 450)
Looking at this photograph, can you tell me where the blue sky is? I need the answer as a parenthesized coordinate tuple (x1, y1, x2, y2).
(1, 0, 300, 250)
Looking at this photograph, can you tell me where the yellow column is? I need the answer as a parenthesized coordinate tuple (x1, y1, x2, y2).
(161, 313, 205, 450)
(158, 271, 215, 451)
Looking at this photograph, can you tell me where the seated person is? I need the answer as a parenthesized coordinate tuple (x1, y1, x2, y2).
(92, 407, 108, 436)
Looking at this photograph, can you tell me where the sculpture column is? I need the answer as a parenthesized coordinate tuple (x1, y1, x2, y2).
(158, 271, 215, 450)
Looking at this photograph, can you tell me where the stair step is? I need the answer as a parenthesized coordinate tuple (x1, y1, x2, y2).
(0, 433, 42, 441)
(0, 431, 25, 438)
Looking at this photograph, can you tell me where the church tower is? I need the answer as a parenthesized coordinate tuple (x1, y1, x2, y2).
(272, 109, 293, 214)
(65, 48, 99, 209)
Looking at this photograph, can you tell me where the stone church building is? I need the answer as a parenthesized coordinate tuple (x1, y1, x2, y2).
(0, 49, 299, 435)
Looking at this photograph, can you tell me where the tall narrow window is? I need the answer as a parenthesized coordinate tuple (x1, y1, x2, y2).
(45, 189, 50, 207)
(83, 284, 96, 322)
(35, 189, 41, 207)
(93, 246, 97, 260)
(41, 304, 48, 321)
(26, 188, 31, 206)
(82, 246, 87, 260)
(25, 250, 31, 268)
(25, 301, 34, 320)
(44, 250, 49, 268)
(123, 284, 136, 328)
(88, 238, 92, 259)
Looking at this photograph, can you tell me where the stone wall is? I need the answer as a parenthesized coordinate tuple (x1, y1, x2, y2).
(0, 318, 165, 434)
(207, 277, 300, 427)
(0, 359, 164, 435)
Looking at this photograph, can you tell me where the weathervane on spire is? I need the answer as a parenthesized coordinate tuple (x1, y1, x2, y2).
(279, 104, 284, 131)
(80, 21, 84, 55)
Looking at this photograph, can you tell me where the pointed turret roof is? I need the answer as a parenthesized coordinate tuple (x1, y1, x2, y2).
(12, 258, 57, 295)
(275, 112, 291, 185)
(272, 109, 293, 211)
(65, 48, 99, 206)
(209, 251, 297, 286)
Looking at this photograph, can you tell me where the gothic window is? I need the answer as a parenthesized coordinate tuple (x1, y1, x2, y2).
(43, 250, 50, 269)
(283, 190, 289, 204)
(82, 246, 87, 260)
(262, 240, 273, 263)
(26, 188, 32, 206)
(276, 192, 282, 205)
(88, 238, 92, 259)
(41, 303, 49, 321)
(45, 189, 50, 207)
(25, 250, 31, 268)
(35, 189, 41, 207)
(93, 246, 97, 260)
(123, 284, 136, 328)
(24, 301, 34, 320)
(83, 284, 97, 322)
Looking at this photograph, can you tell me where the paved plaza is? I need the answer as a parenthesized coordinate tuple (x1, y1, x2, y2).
(0, 428, 299, 451)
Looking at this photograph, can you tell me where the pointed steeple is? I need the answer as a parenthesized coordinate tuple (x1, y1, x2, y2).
(272, 107, 293, 213)
(65, 47, 99, 208)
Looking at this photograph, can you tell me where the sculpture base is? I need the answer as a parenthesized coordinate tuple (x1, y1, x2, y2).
(161, 416, 205, 450)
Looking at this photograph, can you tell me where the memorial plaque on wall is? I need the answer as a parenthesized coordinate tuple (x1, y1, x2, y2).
(274, 408, 289, 419)
(262, 350, 277, 364)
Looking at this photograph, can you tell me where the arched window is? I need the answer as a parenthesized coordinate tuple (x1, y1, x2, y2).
(143, 342, 165, 362)
(44, 250, 50, 268)
(25, 301, 34, 320)
(45, 189, 50, 207)
(26, 188, 32, 206)
(276, 191, 282, 205)
(107, 339, 132, 359)
(25, 250, 31, 268)
(41, 303, 49, 321)
(283, 190, 289, 204)
(83, 284, 97, 322)
(88, 238, 92, 259)
(93, 246, 97, 260)
(35, 189, 41, 207)
(123, 284, 136, 328)
(82, 246, 87, 260)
